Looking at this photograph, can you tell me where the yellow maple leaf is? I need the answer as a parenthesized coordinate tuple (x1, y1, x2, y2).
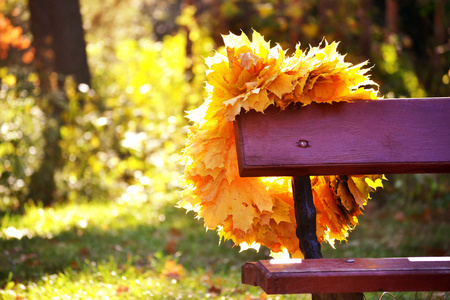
(271, 197, 292, 224)
(267, 73, 295, 98)
(348, 176, 366, 207)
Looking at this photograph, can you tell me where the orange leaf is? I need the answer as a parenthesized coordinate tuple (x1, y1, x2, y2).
(160, 260, 185, 280)
(115, 285, 129, 295)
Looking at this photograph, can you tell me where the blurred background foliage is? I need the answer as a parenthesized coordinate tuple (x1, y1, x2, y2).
(0, 0, 449, 216)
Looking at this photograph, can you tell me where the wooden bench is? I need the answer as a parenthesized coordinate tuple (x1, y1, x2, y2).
(234, 97, 450, 297)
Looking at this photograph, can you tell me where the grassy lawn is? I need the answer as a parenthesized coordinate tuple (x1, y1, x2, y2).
(1, 176, 449, 299)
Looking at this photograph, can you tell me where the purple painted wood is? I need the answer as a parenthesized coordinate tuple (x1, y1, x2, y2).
(234, 98, 450, 177)
(242, 257, 450, 294)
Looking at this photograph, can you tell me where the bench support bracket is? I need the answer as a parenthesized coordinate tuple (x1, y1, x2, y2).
(292, 176, 322, 259)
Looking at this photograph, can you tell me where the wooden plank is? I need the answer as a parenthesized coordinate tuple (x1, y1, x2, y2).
(234, 98, 450, 177)
(242, 257, 450, 294)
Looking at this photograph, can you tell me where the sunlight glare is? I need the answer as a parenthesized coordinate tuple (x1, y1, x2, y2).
(2, 227, 26, 239)
(96, 117, 108, 126)
(139, 176, 151, 186)
(78, 83, 90, 93)
(239, 242, 261, 252)
(139, 84, 152, 94)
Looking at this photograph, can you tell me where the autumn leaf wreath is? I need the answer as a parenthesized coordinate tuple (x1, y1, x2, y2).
(178, 31, 383, 258)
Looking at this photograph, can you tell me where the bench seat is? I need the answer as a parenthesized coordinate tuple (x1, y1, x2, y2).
(242, 257, 450, 294)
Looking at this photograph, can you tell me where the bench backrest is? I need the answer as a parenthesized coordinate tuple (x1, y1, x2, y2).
(234, 97, 450, 177)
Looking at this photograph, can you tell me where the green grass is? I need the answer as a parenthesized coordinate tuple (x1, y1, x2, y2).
(0, 197, 295, 299)
(0, 184, 449, 299)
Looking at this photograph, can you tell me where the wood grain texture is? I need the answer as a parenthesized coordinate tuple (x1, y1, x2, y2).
(241, 258, 450, 294)
(234, 98, 450, 177)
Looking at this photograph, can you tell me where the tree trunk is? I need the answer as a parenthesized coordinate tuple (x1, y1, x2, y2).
(432, 0, 446, 95)
(28, 0, 90, 206)
(385, 0, 398, 38)
(358, 0, 373, 59)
